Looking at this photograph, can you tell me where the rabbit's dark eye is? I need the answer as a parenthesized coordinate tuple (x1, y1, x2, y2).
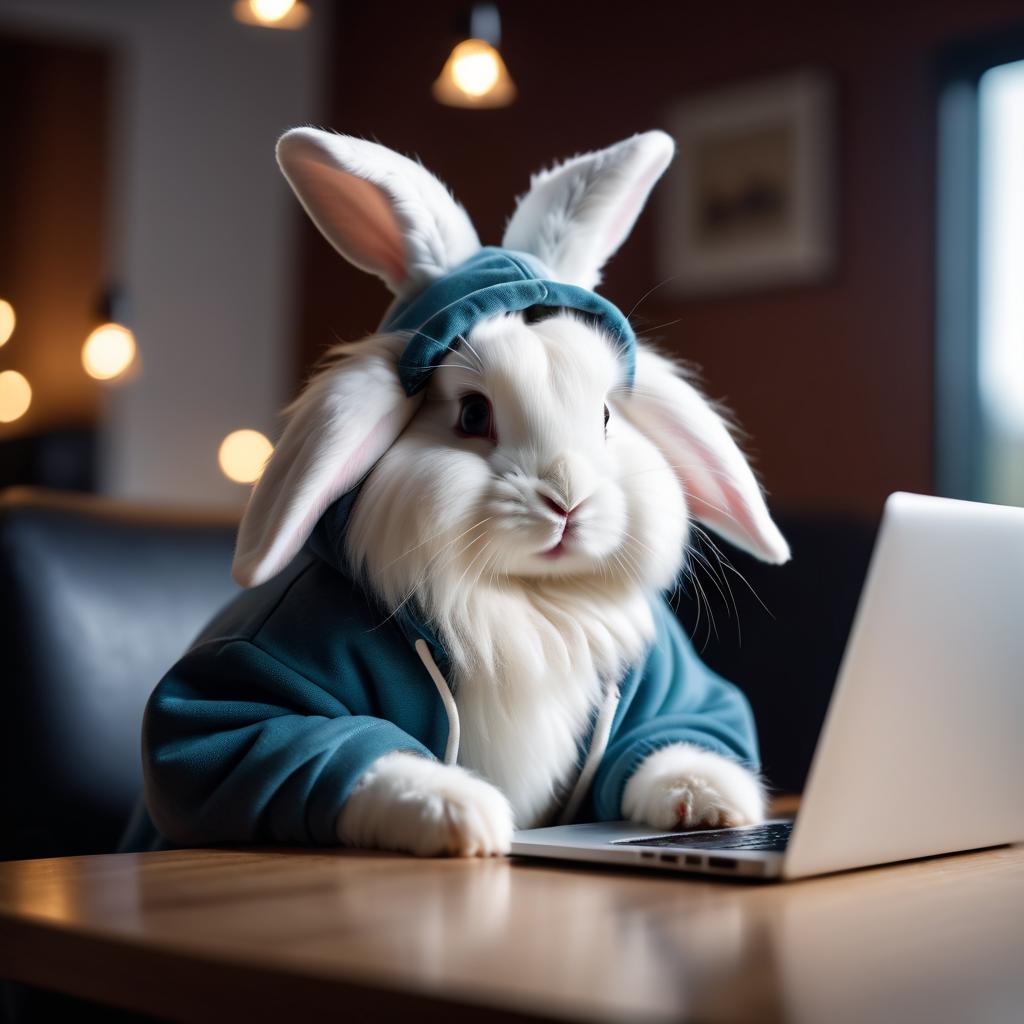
(456, 393, 495, 441)
(604, 404, 610, 436)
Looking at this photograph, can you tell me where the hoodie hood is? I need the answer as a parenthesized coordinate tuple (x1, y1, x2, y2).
(383, 246, 637, 395)
(307, 484, 361, 574)
(306, 482, 448, 670)
(304, 243, 643, 646)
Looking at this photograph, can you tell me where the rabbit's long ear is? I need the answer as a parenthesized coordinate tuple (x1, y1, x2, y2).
(277, 128, 480, 296)
(502, 131, 674, 290)
(623, 345, 790, 565)
(233, 338, 418, 587)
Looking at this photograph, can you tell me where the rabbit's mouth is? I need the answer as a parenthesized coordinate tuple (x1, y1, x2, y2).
(538, 512, 577, 560)
(484, 471, 627, 577)
(539, 537, 569, 560)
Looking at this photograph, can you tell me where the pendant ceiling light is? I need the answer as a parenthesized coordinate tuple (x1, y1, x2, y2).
(433, 4, 516, 109)
(232, 0, 311, 30)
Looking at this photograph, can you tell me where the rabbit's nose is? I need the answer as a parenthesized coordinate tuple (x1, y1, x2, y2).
(540, 452, 595, 517)
(539, 493, 589, 526)
(540, 493, 569, 518)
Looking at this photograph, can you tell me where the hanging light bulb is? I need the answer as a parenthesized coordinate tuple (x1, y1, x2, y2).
(232, 0, 310, 29)
(433, 4, 517, 109)
(83, 323, 137, 381)
(82, 287, 137, 382)
(0, 299, 14, 347)
(249, 0, 295, 20)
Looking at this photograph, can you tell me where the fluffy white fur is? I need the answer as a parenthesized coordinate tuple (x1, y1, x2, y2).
(503, 131, 676, 289)
(233, 334, 420, 587)
(237, 128, 789, 856)
(343, 316, 667, 828)
(622, 743, 766, 830)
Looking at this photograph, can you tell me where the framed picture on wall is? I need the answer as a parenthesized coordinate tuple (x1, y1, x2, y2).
(659, 70, 835, 296)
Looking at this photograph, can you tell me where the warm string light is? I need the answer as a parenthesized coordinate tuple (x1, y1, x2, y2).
(82, 323, 137, 381)
(0, 301, 28, 423)
(0, 299, 133, 426)
(0, 370, 31, 424)
(219, 429, 273, 484)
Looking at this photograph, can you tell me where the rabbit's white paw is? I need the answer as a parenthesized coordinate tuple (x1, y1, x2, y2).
(336, 751, 513, 857)
(622, 744, 766, 830)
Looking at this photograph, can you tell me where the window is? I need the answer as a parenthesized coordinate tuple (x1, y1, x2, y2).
(978, 60, 1024, 504)
(936, 32, 1024, 508)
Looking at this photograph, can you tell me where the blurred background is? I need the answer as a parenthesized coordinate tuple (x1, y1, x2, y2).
(1, 0, 1022, 514)
(1, 0, 1023, 825)
(0, 0, 1019, 512)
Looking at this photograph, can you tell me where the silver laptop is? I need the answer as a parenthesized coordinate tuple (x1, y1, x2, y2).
(512, 492, 1024, 881)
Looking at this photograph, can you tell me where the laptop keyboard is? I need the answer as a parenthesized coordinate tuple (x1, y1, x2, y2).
(616, 820, 793, 852)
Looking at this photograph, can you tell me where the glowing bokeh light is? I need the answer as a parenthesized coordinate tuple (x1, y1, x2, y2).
(433, 39, 516, 108)
(249, 0, 295, 23)
(219, 429, 273, 484)
(233, 0, 309, 29)
(0, 300, 14, 347)
(82, 323, 137, 381)
(451, 40, 501, 97)
(0, 370, 32, 423)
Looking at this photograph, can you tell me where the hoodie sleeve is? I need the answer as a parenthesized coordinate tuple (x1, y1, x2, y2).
(588, 599, 760, 822)
(142, 636, 434, 846)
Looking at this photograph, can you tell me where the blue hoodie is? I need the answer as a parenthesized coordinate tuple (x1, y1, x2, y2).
(123, 249, 762, 852)
(125, 488, 759, 851)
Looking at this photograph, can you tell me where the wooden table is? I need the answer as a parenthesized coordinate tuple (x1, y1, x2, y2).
(1, 831, 1022, 1023)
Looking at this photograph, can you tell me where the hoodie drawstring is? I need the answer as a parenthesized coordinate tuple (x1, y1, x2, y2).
(557, 683, 620, 825)
(414, 637, 619, 822)
(414, 639, 460, 765)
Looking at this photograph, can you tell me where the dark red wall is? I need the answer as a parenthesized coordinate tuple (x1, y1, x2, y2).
(296, 0, 1024, 519)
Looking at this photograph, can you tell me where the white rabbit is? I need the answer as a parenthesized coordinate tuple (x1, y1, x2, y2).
(143, 129, 789, 858)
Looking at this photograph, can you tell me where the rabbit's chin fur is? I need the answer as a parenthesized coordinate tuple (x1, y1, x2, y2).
(343, 315, 689, 829)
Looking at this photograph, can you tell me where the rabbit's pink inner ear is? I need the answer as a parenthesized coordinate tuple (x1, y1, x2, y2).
(600, 157, 671, 266)
(665, 421, 789, 565)
(288, 156, 408, 285)
(626, 348, 790, 565)
(660, 423, 770, 554)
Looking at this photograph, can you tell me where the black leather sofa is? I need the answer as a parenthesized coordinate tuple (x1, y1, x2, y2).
(0, 487, 877, 865)
(0, 489, 238, 863)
